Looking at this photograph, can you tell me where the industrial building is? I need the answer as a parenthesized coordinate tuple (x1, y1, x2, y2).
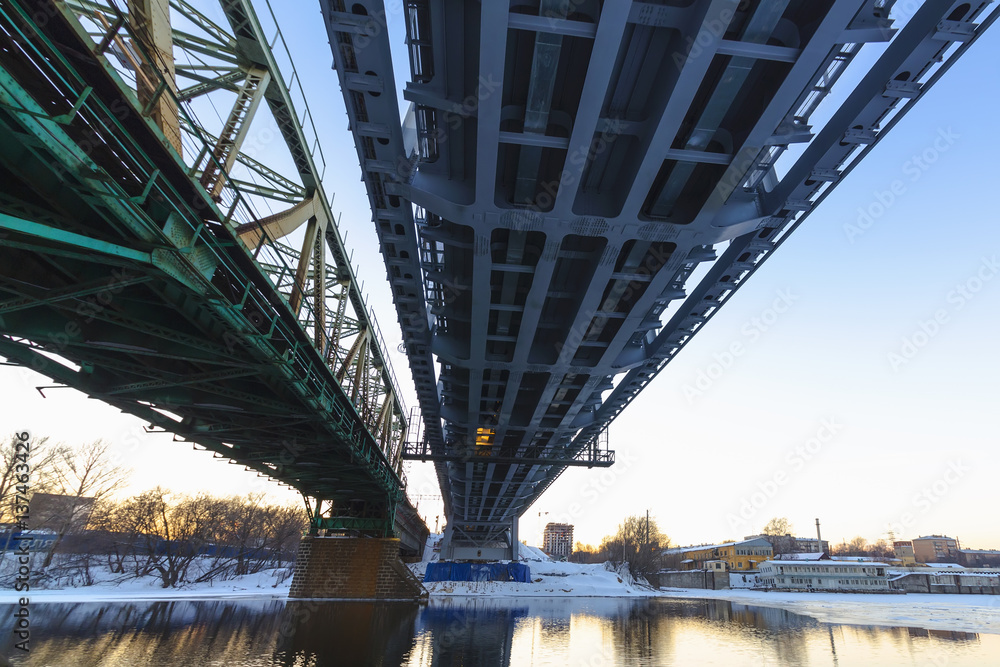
(758, 560, 891, 591)
(958, 549, 1000, 569)
(911, 536, 960, 563)
(893, 540, 917, 565)
(745, 533, 830, 555)
(661, 538, 773, 572)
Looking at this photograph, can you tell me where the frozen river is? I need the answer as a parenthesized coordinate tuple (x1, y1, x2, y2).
(1, 596, 997, 665)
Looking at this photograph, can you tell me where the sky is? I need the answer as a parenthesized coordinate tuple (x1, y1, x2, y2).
(2, 1, 999, 551)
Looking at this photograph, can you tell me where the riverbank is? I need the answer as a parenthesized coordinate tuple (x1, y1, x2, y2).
(658, 586, 1000, 634)
(410, 538, 659, 597)
(4, 546, 999, 636)
(2, 567, 999, 635)
(0, 563, 291, 603)
(416, 559, 659, 597)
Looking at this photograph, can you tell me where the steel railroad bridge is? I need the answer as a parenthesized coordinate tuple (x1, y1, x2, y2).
(0, 0, 427, 556)
(322, 0, 997, 560)
(0, 0, 995, 570)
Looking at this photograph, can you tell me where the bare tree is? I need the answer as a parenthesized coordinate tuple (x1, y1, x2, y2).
(85, 497, 147, 577)
(760, 517, 795, 555)
(868, 538, 893, 559)
(264, 503, 307, 567)
(215, 493, 267, 577)
(125, 488, 227, 588)
(599, 514, 670, 579)
(762, 517, 793, 536)
(196, 494, 306, 581)
(828, 536, 893, 559)
(41, 440, 130, 568)
(0, 434, 67, 524)
(570, 542, 603, 564)
(832, 536, 870, 557)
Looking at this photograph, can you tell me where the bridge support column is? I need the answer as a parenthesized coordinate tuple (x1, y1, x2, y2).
(438, 523, 518, 561)
(511, 516, 519, 561)
(288, 536, 427, 601)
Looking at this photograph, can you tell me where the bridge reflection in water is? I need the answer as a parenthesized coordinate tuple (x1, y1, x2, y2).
(1, 598, 995, 666)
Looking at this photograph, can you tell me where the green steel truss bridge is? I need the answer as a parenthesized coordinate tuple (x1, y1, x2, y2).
(0, 0, 426, 550)
(1, 0, 997, 565)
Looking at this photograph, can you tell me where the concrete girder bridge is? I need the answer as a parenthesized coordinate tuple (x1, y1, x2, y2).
(0, 0, 428, 595)
(321, 0, 997, 561)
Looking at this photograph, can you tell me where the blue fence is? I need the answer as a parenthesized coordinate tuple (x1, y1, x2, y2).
(0, 530, 287, 562)
(1, 531, 56, 551)
(424, 561, 531, 583)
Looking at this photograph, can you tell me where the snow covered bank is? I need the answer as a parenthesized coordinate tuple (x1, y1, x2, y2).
(658, 587, 1000, 634)
(411, 538, 658, 597)
(417, 560, 659, 597)
(0, 556, 292, 604)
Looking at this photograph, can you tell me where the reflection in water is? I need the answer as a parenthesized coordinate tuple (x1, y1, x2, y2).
(0, 596, 996, 666)
(404, 598, 998, 667)
(0, 599, 287, 666)
(407, 598, 527, 665)
(276, 601, 420, 666)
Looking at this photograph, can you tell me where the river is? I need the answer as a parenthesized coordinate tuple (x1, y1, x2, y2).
(1, 596, 996, 665)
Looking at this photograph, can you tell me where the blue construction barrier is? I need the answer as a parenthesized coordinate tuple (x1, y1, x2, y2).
(424, 561, 531, 583)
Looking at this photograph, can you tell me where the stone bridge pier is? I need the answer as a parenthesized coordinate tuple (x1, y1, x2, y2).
(288, 537, 427, 601)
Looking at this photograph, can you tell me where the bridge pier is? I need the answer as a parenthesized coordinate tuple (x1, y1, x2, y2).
(288, 536, 427, 601)
(438, 516, 520, 562)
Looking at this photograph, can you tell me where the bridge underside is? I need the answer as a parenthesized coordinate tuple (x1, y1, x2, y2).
(323, 0, 994, 558)
(0, 0, 419, 540)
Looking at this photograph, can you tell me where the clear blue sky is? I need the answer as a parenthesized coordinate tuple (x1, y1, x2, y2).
(2, 2, 998, 551)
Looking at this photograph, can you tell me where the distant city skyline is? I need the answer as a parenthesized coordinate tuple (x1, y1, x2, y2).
(2, 3, 999, 553)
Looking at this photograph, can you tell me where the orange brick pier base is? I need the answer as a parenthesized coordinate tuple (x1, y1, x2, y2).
(288, 536, 428, 601)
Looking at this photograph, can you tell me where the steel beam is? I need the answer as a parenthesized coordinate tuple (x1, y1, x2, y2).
(198, 66, 271, 198)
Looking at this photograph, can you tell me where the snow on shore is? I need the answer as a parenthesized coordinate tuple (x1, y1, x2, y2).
(658, 586, 1000, 634)
(412, 539, 1000, 633)
(415, 558, 659, 598)
(0, 571, 291, 603)
(0, 552, 292, 604)
(412, 535, 657, 597)
(3, 540, 998, 636)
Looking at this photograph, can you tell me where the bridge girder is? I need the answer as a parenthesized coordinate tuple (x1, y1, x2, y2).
(322, 0, 997, 555)
(0, 0, 425, 542)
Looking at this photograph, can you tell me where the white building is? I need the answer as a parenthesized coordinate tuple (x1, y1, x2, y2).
(777, 552, 825, 561)
(758, 560, 892, 591)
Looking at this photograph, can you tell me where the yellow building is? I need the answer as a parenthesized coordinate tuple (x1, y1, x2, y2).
(662, 538, 773, 572)
(893, 540, 917, 565)
(911, 535, 959, 564)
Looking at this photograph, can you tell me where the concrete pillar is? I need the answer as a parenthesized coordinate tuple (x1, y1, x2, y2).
(288, 536, 427, 601)
(510, 516, 519, 561)
(439, 524, 456, 561)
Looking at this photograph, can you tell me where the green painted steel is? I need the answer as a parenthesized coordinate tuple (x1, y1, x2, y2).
(0, 213, 154, 264)
(0, 0, 409, 536)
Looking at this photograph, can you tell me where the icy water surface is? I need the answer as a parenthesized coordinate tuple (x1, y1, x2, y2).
(0, 596, 997, 666)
